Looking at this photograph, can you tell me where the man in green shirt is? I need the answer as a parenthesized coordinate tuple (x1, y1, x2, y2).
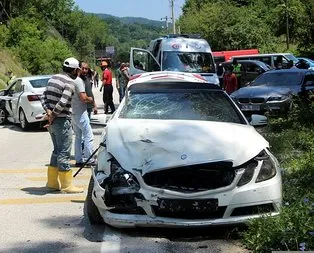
(232, 58, 242, 88)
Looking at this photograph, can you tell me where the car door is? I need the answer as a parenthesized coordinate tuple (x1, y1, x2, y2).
(245, 62, 263, 84)
(1, 81, 18, 121)
(129, 47, 160, 76)
(10, 79, 24, 122)
(301, 71, 314, 99)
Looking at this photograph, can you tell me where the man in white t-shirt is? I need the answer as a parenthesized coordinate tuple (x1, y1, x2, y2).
(72, 65, 95, 167)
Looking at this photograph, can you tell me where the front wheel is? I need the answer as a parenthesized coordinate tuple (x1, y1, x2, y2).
(19, 109, 29, 130)
(86, 177, 104, 225)
(0, 108, 7, 125)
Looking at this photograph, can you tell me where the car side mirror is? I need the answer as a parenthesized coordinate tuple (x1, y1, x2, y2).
(249, 114, 268, 126)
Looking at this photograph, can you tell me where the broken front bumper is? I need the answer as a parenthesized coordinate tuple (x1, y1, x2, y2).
(91, 165, 282, 228)
(102, 210, 280, 228)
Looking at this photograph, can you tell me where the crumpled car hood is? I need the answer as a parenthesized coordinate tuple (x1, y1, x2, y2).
(106, 119, 268, 175)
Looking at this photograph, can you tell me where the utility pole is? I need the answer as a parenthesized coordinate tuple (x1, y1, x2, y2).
(170, 0, 176, 34)
(161, 16, 169, 32)
(285, 0, 289, 49)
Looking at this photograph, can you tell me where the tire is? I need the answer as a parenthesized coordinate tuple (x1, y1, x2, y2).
(19, 109, 29, 130)
(86, 176, 104, 225)
(0, 108, 7, 125)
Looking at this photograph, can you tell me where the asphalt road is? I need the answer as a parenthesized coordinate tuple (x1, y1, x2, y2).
(0, 80, 249, 253)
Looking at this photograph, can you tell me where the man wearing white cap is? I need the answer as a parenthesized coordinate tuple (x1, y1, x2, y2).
(41, 57, 83, 194)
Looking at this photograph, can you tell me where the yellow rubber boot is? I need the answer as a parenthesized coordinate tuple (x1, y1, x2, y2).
(46, 166, 60, 190)
(59, 170, 84, 194)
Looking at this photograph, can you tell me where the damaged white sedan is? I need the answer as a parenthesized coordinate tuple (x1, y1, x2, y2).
(86, 71, 282, 228)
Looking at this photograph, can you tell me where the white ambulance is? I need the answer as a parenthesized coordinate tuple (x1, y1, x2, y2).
(129, 34, 220, 85)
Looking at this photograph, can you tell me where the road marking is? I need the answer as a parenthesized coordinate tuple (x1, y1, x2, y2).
(18, 185, 88, 191)
(0, 168, 91, 174)
(0, 196, 86, 205)
(0, 169, 46, 173)
(26, 176, 90, 181)
(101, 235, 121, 253)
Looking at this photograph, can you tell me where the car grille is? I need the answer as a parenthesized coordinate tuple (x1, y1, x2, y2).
(152, 198, 226, 219)
(238, 97, 265, 103)
(143, 162, 235, 193)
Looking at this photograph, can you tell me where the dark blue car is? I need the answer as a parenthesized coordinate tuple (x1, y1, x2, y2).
(230, 69, 314, 114)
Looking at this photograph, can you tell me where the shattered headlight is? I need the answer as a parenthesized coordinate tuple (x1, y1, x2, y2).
(237, 160, 258, 186)
(255, 150, 277, 183)
(237, 150, 277, 186)
(109, 158, 140, 191)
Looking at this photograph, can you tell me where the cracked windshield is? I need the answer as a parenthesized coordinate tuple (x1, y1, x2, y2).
(120, 91, 244, 123)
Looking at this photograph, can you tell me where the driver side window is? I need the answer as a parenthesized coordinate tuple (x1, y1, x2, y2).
(13, 80, 23, 93)
(133, 50, 160, 72)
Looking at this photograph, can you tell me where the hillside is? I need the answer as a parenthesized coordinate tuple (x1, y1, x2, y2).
(94, 13, 165, 27)
(0, 49, 29, 89)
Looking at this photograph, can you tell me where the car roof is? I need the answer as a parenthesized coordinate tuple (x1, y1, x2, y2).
(129, 81, 221, 92)
(233, 53, 293, 58)
(266, 68, 309, 74)
(128, 71, 220, 91)
(18, 75, 52, 81)
(129, 71, 209, 85)
(223, 60, 267, 65)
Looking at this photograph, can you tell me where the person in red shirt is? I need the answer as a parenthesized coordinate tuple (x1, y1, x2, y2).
(223, 66, 238, 95)
(101, 61, 115, 114)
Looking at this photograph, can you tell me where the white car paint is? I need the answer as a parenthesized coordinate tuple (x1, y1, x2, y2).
(106, 119, 268, 175)
(0, 75, 51, 129)
(89, 71, 282, 228)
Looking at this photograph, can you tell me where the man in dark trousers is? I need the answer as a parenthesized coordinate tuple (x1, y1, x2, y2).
(100, 61, 115, 114)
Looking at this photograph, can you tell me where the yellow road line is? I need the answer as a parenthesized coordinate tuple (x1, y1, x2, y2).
(27, 175, 91, 181)
(0, 168, 91, 174)
(0, 196, 86, 205)
(0, 169, 46, 173)
(18, 185, 88, 190)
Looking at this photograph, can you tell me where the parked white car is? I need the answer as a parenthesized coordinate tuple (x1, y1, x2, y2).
(0, 75, 51, 130)
(86, 71, 282, 228)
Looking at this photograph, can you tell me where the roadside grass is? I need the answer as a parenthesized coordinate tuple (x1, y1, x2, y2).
(242, 101, 314, 252)
(0, 49, 29, 89)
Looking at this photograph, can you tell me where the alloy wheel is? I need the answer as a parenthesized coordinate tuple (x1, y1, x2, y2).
(0, 108, 6, 124)
(19, 110, 27, 129)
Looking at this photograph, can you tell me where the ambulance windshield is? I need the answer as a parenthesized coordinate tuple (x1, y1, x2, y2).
(162, 51, 215, 73)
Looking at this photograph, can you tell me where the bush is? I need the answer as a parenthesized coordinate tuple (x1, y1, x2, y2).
(0, 24, 9, 47)
(242, 100, 314, 252)
(243, 199, 314, 252)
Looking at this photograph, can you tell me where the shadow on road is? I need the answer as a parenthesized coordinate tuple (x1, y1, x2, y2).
(20, 186, 61, 196)
(0, 123, 47, 133)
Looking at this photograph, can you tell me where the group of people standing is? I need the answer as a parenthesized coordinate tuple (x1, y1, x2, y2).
(41, 57, 100, 194)
(99, 61, 129, 113)
(41, 57, 131, 194)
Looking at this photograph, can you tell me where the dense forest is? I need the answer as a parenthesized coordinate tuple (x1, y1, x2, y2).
(0, 0, 163, 78)
(178, 0, 314, 57)
(1, 0, 314, 77)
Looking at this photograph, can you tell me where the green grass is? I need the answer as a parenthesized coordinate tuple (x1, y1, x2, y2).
(242, 101, 314, 252)
(0, 49, 29, 89)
